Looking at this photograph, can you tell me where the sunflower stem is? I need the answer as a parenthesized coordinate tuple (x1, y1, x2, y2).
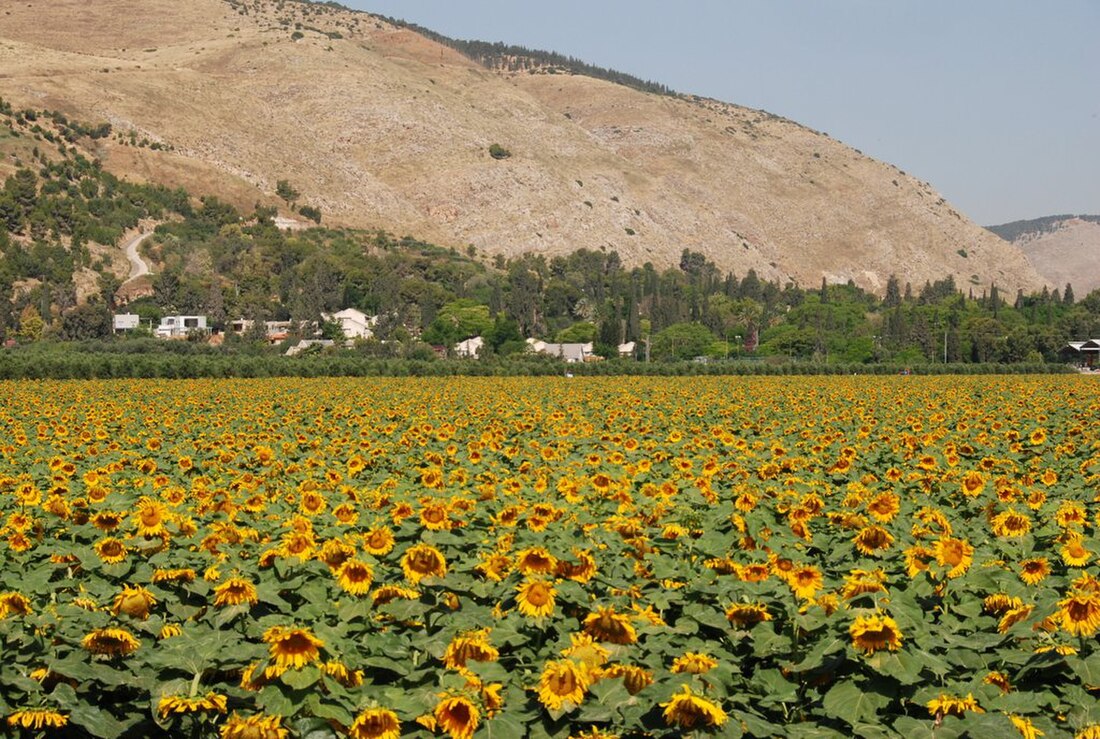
(189, 670, 201, 696)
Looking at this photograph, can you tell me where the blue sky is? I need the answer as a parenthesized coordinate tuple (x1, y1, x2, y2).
(345, 1, 1099, 226)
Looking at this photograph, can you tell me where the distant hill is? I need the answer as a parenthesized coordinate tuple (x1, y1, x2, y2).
(987, 214, 1100, 243)
(987, 215, 1100, 294)
(0, 0, 1046, 294)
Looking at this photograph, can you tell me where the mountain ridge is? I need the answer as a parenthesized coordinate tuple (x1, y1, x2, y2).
(0, 0, 1046, 294)
(987, 215, 1100, 295)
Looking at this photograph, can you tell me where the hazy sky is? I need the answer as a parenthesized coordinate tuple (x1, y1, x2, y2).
(344, 1, 1098, 226)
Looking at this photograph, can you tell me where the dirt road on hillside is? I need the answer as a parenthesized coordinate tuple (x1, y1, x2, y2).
(122, 231, 153, 283)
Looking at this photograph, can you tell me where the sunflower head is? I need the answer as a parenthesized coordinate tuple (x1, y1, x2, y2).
(583, 606, 637, 644)
(516, 579, 556, 619)
(849, 612, 903, 655)
(536, 659, 590, 710)
(112, 585, 156, 620)
(347, 708, 400, 739)
(433, 694, 480, 739)
(401, 543, 448, 584)
(263, 626, 324, 671)
(660, 684, 727, 730)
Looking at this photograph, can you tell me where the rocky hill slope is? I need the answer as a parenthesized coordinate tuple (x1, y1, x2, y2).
(989, 215, 1100, 294)
(0, 0, 1046, 294)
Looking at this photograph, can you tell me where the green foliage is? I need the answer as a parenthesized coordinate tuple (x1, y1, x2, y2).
(651, 322, 716, 361)
(488, 143, 511, 160)
(422, 299, 493, 348)
(555, 322, 595, 343)
(275, 179, 300, 204)
(298, 204, 321, 223)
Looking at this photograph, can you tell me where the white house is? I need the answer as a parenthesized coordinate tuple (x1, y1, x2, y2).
(112, 313, 140, 333)
(229, 319, 299, 340)
(322, 308, 376, 340)
(454, 336, 484, 358)
(618, 341, 636, 358)
(285, 339, 335, 356)
(156, 315, 207, 338)
(527, 338, 593, 363)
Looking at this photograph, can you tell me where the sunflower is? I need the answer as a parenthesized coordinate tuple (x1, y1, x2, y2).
(132, 497, 169, 537)
(214, 577, 259, 607)
(516, 547, 558, 575)
(738, 563, 772, 583)
(1018, 557, 1050, 586)
(159, 624, 183, 640)
(371, 585, 420, 606)
(220, 713, 288, 739)
(401, 543, 448, 583)
(363, 526, 395, 556)
(670, 652, 718, 674)
(94, 537, 127, 564)
(787, 565, 823, 600)
(82, 628, 140, 656)
(927, 693, 983, 719)
(91, 511, 125, 531)
(1062, 537, 1092, 567)
(583, 606, 638, 644)
(434, 694, 480, 739)
(660, 685, 728, 730)
(866, 492, 901, 522)
(442, 629, 499, 669)
(597, 663, 653, 695)
(0, 592, 32, 618)
(151, 569, 194, 586)
(419, 503, 452, 531)
(336, 559, 375, 596)
(556, 550, 598, 583)
(991, 509, 1032, 538)
(983, 671, 1012, 693)
(934, 536, 974, 578)
(157, 692, 227, 718)
(853, 525, 894, 555)
(348, 708, 401, 739)
(998, 604, 1035, 633)
(6, 709, 68, 730)
(849, 612, 903, 655)
(1057, 591, 1100, 637)
(332, 503, 359, 526)
(1077, 725, 1100, 739)
(481, 682, 504, 717)
(319, 538, 355, 570)
(280, 531, 316, 561)
(725, 602, 772, 628)
(322, 661, 364, 687)
(111, 585, 156, 620)
(263, 626, 324, 671)
(516, 579, 556, 619)
(1008, 715, 1043, 739)
(960, 470, 986, 497)
(476, 553, 512, 582)
(982, 593, 1023, 616)
(560, 633, 609, 671)
(537, 659, 590, 710)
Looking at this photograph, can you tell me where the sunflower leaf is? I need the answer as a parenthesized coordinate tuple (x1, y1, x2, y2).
(821, 681, 888, 725)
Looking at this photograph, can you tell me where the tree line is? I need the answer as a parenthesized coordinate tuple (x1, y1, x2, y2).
(1, 100, 1097, 368)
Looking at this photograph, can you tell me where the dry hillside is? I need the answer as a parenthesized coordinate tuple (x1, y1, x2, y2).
(0, 0, 1047, 294)
(990, 217, 1100, 295)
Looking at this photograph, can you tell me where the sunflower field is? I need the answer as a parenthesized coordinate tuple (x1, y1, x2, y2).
(0, 376, 1098, 739)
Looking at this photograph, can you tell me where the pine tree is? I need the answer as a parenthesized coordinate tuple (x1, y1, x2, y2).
(884, 275, 901, 308)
